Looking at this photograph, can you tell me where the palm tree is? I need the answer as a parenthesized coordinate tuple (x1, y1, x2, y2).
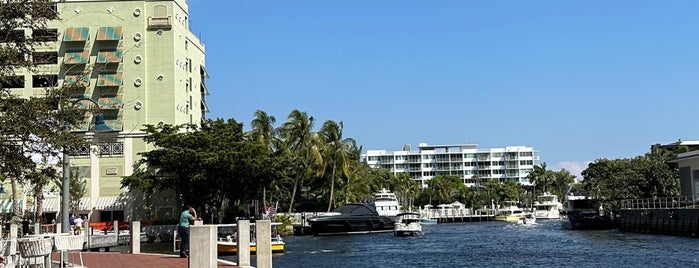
(279, 110, 316, 213)
(317, 120, 354, 212)
(527, 163, 552, 194)
(249, 110, 277, 210)
(249, 110, 277, 150)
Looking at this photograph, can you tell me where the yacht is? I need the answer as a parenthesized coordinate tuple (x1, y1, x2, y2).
(394, 212, 423, 237)
(559, 186, 614, 230)
(374, 188, 401, 217)
(495, 201, 529, 222)
(533, 192, 563, 219)
(308, 203, 395, 235)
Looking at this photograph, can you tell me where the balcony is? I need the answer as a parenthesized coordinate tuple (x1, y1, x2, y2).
(148, 17, 172, 30)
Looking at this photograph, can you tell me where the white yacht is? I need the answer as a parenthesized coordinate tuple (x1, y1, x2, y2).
(533, 192, 563, 219)
(394, 212, 423, 237)
(374, 188, 401, 217)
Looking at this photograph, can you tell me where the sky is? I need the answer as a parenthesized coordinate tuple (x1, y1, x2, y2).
(186, 0, 699, 179)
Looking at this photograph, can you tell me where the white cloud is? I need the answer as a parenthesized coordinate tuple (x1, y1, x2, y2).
(551, 161, 591, 182)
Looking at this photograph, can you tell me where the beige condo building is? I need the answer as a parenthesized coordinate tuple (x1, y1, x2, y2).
(0, 0, 208, 223)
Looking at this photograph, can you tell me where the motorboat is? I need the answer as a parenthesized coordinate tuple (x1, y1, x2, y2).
(495, 201, 528, 222)
(517, 213, 537, 225)
(308, 203, 395, 235)
(419, 217, 438, 225)
(216, 235, 285, 255)
(175, 234, 285, 255)
(374, 188, 401, 217)
(559, 185, 614, 230)
(394, 212, 423, 237)
(533, 192, 563, 219)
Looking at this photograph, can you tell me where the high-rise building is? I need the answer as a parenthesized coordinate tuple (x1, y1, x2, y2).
(363, 143, 537, 188)
(1, 0, 208, 222)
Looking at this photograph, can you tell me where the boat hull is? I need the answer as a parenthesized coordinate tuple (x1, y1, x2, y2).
(560, 210, 614, 230)
(176, 240, 285, 255)
(309, 215, 395, 235)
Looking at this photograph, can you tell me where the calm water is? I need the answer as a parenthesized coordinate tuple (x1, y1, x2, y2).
(223, 220, 699, 267)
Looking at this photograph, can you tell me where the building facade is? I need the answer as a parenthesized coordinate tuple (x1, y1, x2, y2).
(1, 0, 208, 222)
(363, 143, 538, 188)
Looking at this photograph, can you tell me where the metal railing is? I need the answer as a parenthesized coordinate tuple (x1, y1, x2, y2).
(620, 196, 697, 209)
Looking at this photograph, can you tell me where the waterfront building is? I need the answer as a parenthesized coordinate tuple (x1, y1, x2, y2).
(0, 0, 208, 222)
(669, 150, 699, 200)
(363, 143, 537, 188)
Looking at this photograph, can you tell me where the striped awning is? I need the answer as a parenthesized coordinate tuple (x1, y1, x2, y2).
(96, 26, 122, 41)
(63, 27, 90, 41)
(63, 74, 90, 87)
(64, 51, 89, 64)
(42, 198, 59, 212)
(96, 50, 122, 63)
(94, 196, 124, 211)
(96, 73, 123, 87)
(0, 199, 23, 213)
(97, 94, 124, 109)
(77, 197, 90, 211)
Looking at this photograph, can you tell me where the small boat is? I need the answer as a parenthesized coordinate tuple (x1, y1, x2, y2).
(394, 212, 422, 237)
(559, 184, 614, 230)
(308, 203, 395, 235)
(175, 236, 285, 255)
(517, 213, 537, 225)
(533, 192, 563, 219)
(419, 218, 438, 225)
(217, 235, 285, 255)
(495, 201, 527, 222)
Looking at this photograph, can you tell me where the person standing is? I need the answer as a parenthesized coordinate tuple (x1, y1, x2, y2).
(74, 216, 84, 235)
(178, 205, 198, 258)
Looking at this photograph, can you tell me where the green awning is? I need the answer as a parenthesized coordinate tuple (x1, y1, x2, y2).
(97, 94, 124, 109)
(96, 26, 122, 41)
(96, 50, 122, 63)
(96, 73, 123, 87)
(64, 51, 89, 64)
(63, 74, 90, 87)
(63, 27, 89, 41)
(0, 199, 23, 213)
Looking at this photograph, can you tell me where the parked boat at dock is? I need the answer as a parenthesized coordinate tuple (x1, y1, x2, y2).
(533, 192, 563, 219)
(308, 203, 395, 235)
(374, 188, 401, 217)
(394, 212, 423, 237)
(559, 186, 614, 230)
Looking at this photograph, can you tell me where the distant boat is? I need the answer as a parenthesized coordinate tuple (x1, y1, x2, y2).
(394, 212, 423, 237)
(308, 203, 395, 236)
(374, 188, 401, 217)
(517, 213, 537, 225)
(559, 185, 614, 230)
(495, 201, 528, 222)
(533, 192, 563, 219)
(420, 218, 438, 225)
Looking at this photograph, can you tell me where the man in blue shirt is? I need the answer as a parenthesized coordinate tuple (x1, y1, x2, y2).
(178, 205, 198, 258)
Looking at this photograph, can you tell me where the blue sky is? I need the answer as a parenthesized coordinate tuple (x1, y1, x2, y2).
(187, 0, 699, 179)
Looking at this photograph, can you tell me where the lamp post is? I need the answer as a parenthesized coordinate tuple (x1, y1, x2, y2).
(61, 98, 113, 238)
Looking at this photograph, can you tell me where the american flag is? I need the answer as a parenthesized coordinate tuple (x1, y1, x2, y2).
(266, 206, 276, 216)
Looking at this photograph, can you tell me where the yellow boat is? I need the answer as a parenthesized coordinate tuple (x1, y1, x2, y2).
(175, 238, 285, 255)
(495, 201, 528, 222)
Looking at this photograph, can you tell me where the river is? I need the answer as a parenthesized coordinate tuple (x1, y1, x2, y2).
(221, 219, 699, 267)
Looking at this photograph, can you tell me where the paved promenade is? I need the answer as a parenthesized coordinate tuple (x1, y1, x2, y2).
(50, 252, 239, 268)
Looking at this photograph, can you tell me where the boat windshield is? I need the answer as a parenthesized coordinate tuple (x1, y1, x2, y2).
(571, 199, 599, 209)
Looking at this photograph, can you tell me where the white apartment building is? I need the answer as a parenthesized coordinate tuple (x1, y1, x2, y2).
(363, 143, 538, 188)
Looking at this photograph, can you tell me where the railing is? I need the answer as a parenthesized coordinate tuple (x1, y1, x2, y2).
(620, 196, 697, 209)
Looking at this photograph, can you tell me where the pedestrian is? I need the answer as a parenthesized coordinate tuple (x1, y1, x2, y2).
(178, 205, 198, 258)
(74, 216, 84, 235)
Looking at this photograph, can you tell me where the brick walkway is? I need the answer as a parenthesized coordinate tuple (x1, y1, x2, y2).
(49, 252, 239, 268)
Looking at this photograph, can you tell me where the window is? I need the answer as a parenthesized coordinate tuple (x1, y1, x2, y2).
(32, 75, 58, 88)
(0, 30, 25, 43)
(33, 52, 58, 65)
(100, 142, 124, 157)
(32, 29, 58, 41)
(0, 76, 25, 88)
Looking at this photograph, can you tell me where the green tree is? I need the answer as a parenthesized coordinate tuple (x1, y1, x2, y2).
(279, 110, 318, 213)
